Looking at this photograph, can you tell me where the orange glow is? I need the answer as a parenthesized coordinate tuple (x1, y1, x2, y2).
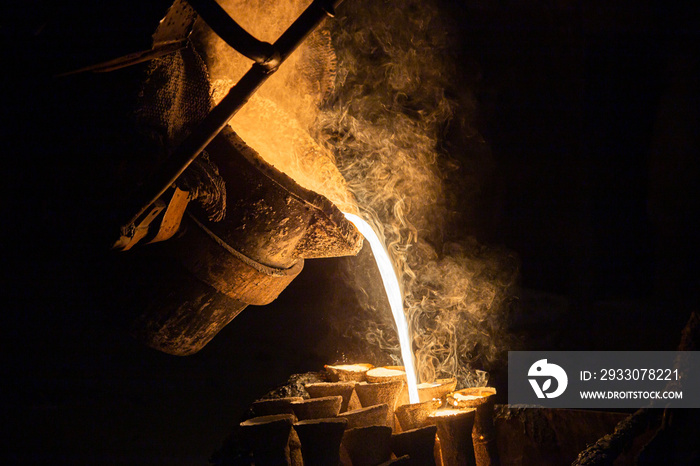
(343, 212, 419, 404)
(431, 408, 472, 418)
(198, 0, 357, 215)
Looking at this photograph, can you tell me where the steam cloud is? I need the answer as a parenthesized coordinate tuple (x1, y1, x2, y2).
(195, 0, 519, 388)
(315, 0, 519, 388)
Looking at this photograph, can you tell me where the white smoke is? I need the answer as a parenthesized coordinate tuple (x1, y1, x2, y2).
(315, 0, 519, 388)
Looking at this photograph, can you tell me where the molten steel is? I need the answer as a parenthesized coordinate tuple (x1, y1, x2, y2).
(343, 212, 420, 403)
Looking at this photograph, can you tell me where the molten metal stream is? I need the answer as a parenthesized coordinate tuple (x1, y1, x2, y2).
(343, 212, 420, 404)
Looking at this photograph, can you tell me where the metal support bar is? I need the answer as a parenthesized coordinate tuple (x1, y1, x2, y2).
(57, 41, 187, 77)
(187, 0, 280, 70)
(118, 0, 343, 239)
(57, 0, 197, 77)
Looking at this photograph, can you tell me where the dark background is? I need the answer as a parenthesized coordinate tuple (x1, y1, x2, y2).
(2, 0, 699, 464)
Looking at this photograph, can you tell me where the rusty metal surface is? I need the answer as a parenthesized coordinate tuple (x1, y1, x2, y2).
(130, 285, 247, 356)
(125, 208, 307, 354)
(177, 214, 304, 305)
(201, 126, 362, 269)
(120, 250, 249, 356)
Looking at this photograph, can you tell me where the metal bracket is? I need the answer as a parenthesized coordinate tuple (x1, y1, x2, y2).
(113, 187, 190, 250)
(147, 187, 191, 244)
(113, 199, 167, 251)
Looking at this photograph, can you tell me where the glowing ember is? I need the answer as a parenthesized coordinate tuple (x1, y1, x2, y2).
(327, 363, 373, 373)
(453, 393, 482, 401)
(367, 367, 405, 378)
(418, 382, 441, 389)
(431, 408, 469, 418)
(343, 212, 419, 404)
